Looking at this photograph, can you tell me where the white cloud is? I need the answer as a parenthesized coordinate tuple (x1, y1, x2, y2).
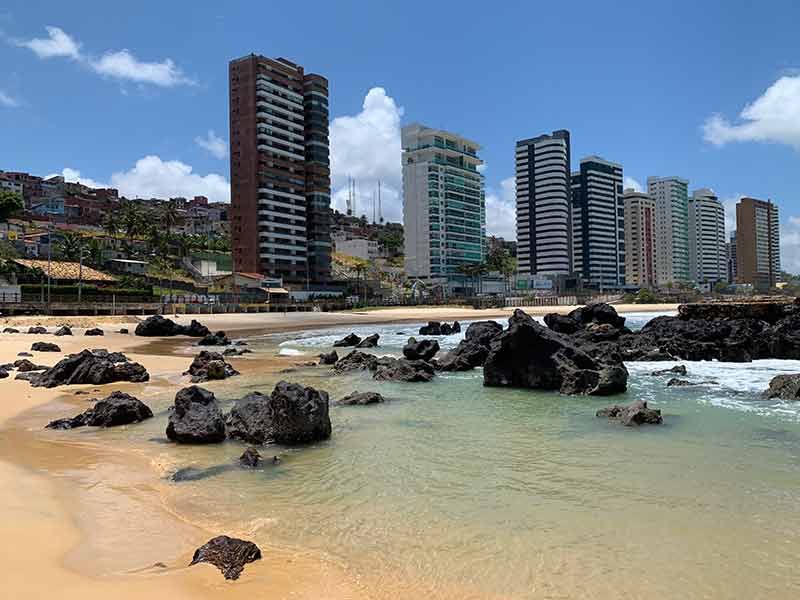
(14, 25, 81, 60)
(485, 176, 516, 240)
(703, 74, 800, 149)
(329, 87, 403, 222)
(14, 26, 193, 87)
(782, 216, 800, 275)
(54, 156, 230, 202)
(476, 163, 488, 174)
(89, 50, 193, 87)
(49, 167, 109, 190)
(0, 89, 18, 107)
(194, 130, 228, 159)
(623, 176, 643, 192)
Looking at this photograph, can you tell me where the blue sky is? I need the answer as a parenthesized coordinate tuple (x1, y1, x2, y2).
(1, 1, 799, 269)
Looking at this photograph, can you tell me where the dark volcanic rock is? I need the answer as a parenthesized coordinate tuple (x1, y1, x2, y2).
(763, 374, 800, 400)
(437, 320, 502, 372)
(403, 337, 440, 361)
(667, 378, 717, 387)
(419, 321, 442, 335)
(568, 303, 626, 330)
(3, 327, 19, 334)
(134, 315, 210, 337)
(373, 357, 435, 382)
(0, 369, 7, 379)
(651, 365, 687, 376)
(27, 326, 47, 334)
(543, 313, 580, 334)
(337, 390, 385, 405)
(227, 381, 331, 445)
(84, 328, 104, 336)
(46, 391, 153, 430)
(356, 333, 380, 348)
(118, 328, 129, 334)
(239, 447, 262, 467)
(597, 400, 663, 426)
(31, 341, 60, 352)
(166, 386, 226, 444)
(679, 301, 793, 324)
(31, 350, 149, 388)
(198, 331, 230, 346)
(222, 347, 252, 357)
(17, 351, 33, 357)
(90, 348, 128, 363)
(184, 350, 240, 383)
(54, 326, 72, 336)
(15, 371, 42, 382)
(483, 309, 627, 395)
(318, 350, 338, 365)
(333, 350, 378, 373)
(190, 535, 262, 580)
(333, 333, 361, 347)
(14, 358, 48, 372)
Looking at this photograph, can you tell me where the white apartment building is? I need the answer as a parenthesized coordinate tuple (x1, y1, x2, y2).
(688, 188, 727, 284)
(402, 123, 485, 283)
(334, 237, 378, 261)
(623, 190, 657, 287)
(647, 176, 690, 285)
(571, 156, 625, 289)
(515, 130, 572, 277)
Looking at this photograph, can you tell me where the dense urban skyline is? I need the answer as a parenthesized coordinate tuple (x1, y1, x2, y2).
(1, 1, 799, 271)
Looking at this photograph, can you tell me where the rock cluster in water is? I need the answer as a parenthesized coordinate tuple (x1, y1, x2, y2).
(85, 327, 104, 336)
(226, 381, 332, 444)
(198, 331, 230, 346)
(333, 350, 437, 382)
(46, 391, 153, 429)
(28, 349, 148, 388)
(418, 321, 461, 336)
(333, 333, 362, 347)
(336, 391, 385, 405)
(134, 315, 210, 337)
(165, 381, 332, 447)
(763, 374, 800, 400)
(183, 350, 240, 383)
(596, 400, 663, 426)
(483, 309, 628, 395)
(189, 535, 262, 580)
(403, 338, 440, 361)
(437, 320, 502, 371)
(54, 326, 72, 336)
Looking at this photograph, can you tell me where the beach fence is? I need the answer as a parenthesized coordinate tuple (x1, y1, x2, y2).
(504, 293, 622, 308)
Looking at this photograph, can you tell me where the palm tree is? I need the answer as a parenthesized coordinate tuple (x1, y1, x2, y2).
(103, 212, 118, 243)
(57, 231, 83, 262)
(86, 237, 105, 267)
(161, 202, 180, 234)
(122, 202, 142, 240)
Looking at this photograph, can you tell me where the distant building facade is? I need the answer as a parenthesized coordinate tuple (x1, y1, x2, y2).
(335, 237, 378, 261)
(571, 156, 625, 288)
(401, 123, 485, 284)
(688, 188, 727, 284)
(647, 176, 690, 285)
(623, 190, 657, 287)
(736, 197, 780, 291)
(228, 54, 331, 285)
(515, 130, 572, 278)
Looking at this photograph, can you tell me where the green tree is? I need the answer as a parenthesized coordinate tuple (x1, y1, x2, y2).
(121, 202, 144, 240)
(86, 237, 105, 266)
(57, 231, 83, 261)
(0, 190, 24, 222)
(161, 202, 180, 233)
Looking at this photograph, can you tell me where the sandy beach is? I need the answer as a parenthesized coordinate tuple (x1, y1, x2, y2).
(0, 303, 677, 599)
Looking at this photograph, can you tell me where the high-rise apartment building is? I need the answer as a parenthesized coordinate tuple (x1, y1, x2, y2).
(571, 156, 625, 288)
(647, 176, 690, 285)
(401, 123, 485, 284)
(623, 189, 657, 287)
(735, 197, 780, 290)
(515, 130, 572, 277)
(728, 231, 737, 283)
(688, 188, 727, 284)
(229, 54, 331, 284)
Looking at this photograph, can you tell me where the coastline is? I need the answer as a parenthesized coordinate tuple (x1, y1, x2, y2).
(0, 303, 677, 598)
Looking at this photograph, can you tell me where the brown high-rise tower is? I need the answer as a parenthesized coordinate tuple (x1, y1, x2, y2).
(735, 197, 780, 291)
(229, 55, 331, 284)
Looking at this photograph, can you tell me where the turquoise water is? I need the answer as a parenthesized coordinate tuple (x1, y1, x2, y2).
(35, 313, 800, 598)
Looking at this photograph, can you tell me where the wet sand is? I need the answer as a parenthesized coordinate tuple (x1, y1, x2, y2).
(0, 304, 676, 599)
